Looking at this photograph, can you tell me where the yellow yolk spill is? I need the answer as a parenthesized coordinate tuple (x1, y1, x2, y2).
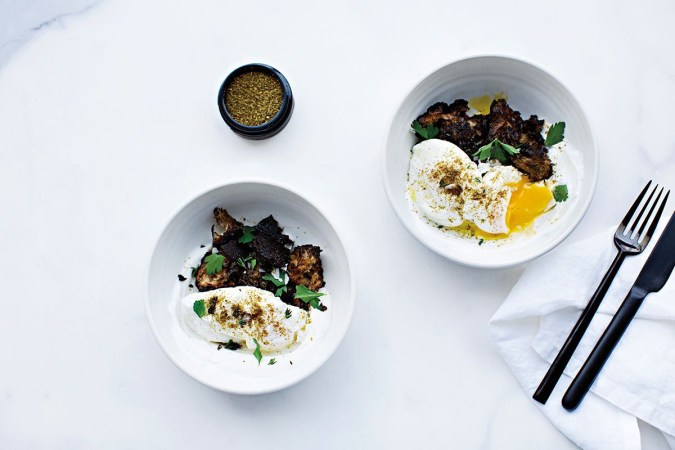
(506, 178, 554, 232)
(455, 177, 553, 240)
(468, 92, 509, 115)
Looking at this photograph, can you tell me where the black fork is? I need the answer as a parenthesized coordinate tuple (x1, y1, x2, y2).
(532, 180, 670, 404)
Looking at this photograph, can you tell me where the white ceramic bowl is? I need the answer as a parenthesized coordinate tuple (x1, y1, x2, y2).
(146, 180, 355, 394)
(383, 55, 598, 268)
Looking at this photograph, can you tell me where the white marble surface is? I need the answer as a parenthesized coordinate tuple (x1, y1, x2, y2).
(0, 0, 673, 448)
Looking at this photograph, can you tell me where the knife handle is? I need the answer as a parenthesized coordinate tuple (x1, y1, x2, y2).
(562, 287, 647, 411)
(533, 251, 627, 404)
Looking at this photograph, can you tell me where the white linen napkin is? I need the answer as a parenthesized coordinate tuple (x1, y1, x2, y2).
(489, 224, 675, 450)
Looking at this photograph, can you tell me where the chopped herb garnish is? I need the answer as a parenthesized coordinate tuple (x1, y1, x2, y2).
(204, 253, 225, 275)
(473, 139, 520, 163)
(284, 308, 292, 319)
(238, 318, 247, 327)
(250, 258, 257, 269)
(238, 226, 255, 244)
(236, 256, 253, 268)
(478, 238, 485, 246)
(268, 358, 277, 366)
(252, 338, 262, 366)
(193, 300, 207, 318)
(263, 272, 288, 297)
(295, 285, 326, 310)
(545, 122, 566, 146)
(474, 176, 481, 183)
(552, 184, 568, 202)
(411, 120, 439, 140)
(191, 266, 198, 277)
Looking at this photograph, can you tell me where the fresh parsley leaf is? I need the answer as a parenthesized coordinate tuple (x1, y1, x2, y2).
(238, 226, 255, 244)
(238, 318, 247, 327)
(275, 286, 288, 297)
(552, 184, 568, 202)
(474, 176, 481, 183)
(193, 300, 207, 318)
(190, 266, 198, 277)
(411, 120, 439, 140)
(295, 285, 326, 310)
(478, 238, 484, 246)
(250, 258, 257, 269)
(284, 308, 292, 319)
(268, 358, 277, 366)
(308, 298, 324, 310)
(263, 273, 288, 297)
(262, 272, 285, 287)
(252, 338, 262, 366)
(545, 122, 565, 146)
(204, 253, 225, 275)
(473, 141, 492, 161)
(472, 139, 520, 163)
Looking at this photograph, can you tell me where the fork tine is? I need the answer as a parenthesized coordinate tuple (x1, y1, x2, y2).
(618, 180, 652, 234)
(639, 190, 670, 246)
(628, 183, 658, 236)
(636, 187, 664, 237)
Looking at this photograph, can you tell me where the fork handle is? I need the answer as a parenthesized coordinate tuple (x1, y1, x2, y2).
(532, 250, 627, 404)
(562, 286, 647, 410)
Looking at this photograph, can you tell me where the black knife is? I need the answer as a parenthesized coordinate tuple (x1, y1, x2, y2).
(562, 211, 675, 411)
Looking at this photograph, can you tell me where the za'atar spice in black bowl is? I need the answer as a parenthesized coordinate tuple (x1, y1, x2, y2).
(218, 63, 293, 140)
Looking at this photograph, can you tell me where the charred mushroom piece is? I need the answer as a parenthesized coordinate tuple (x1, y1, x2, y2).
(252, 215, 292, 267)
(212, 208, 243, 245)
(195, 253, 238, 292)
(510, 148, 553, 182)
(487, 99, 522, 146)
(214, 208, 243, 233)
(254, 215, 293, 246)
(519, 115, 546, 151)
(416, 100, 490, 155)
(287, 245, 325, 291)
(252, 234, 290, 268)
(238, 266, 276, 292)
(218, 239, 248, 262)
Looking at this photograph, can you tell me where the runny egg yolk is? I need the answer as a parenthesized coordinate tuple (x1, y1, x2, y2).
(472, 177, 553, 240)
(506, 177, 554, 232)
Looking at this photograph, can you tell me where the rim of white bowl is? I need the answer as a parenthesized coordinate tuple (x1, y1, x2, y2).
(382, 54, 599, 269)
(144, 178, 357, 394)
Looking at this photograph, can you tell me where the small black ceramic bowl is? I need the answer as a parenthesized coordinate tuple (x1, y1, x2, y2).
(218, 63, 293, 140)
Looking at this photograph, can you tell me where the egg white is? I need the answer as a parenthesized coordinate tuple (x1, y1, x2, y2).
(407, 139, 522, 234)
(181, 286, 310, 352)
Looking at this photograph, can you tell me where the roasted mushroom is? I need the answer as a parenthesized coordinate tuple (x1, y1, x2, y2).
(195, 252, 239, 292)
(287, 245, 325, 291)
(212, 208, 243, 246)
(415, 98, 554, 180)
(511, 148, 553, 182)
(251, 215, 291, 268)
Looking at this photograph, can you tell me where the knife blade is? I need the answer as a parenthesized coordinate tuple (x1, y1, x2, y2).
(562, 211, 675, 411)
(633, 212, 675, 293)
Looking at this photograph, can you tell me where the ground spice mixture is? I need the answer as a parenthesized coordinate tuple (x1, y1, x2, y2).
(225, 71, 283, 126)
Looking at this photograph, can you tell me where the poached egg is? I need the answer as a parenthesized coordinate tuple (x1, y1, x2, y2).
(407, 139, 553, 237)
(181, 286, 310, 352)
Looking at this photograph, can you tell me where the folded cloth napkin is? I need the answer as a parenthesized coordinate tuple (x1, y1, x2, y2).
(489, 225, 675, 450)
